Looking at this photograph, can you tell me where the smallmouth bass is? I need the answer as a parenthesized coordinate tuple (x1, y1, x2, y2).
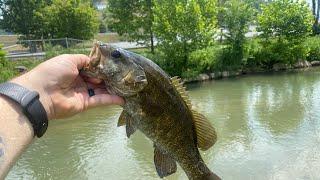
(83, 42, 221, 180)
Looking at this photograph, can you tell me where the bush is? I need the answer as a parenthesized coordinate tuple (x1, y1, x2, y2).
(41, 0, 99, 40)
(184, 46, 222, 78)
(243, 38, 263, 67)
(0, 44, 14, 82)
(220, 0, 254, 71)
(244, 38, 308, 70)
(153, 0, 217, 77)
(305, 36, 320, 62)
(99, 21, 107, 33)
(257, 0, 313, 66)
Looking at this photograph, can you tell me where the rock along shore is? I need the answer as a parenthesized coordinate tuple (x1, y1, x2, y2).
(183, 60, 320, 84)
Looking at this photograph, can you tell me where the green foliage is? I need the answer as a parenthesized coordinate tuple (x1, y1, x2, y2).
(0, 44, 44, 82)
(0, 45, 7, 66)
(99, 20, 107, 33)
(243, 38, 264, 69)
(107, 0, 155, 52)
(258, 0, 313, 40)
(256, 0, 313, 66)
(153, 0, 217, 76)
(0, 0, 99, 40)
(0, 0, 49, 39)
(0, 44, 14, 82)
(41, 0, 99, 40)
(305, 36, 320, 62)
(185, 46, 223, 78)
(220, 0, 254, 70)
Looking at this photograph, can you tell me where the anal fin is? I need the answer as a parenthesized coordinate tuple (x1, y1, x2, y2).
(117, 110, 128, 127)
(154, 144, 177, 178)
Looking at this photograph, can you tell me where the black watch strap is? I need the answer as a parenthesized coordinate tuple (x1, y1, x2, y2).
(0, 82, 48, 137)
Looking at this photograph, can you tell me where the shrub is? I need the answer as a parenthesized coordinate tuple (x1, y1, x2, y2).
(153, 0, 218, 77)
(243, 38, 263, 68)
(305, 36, 320, 62)
(257, 0, 313, 66)
(99, 21, 107, 33)
(220, 0, 255, 71)
(185, 46, 223, 78)
(0, 44, 14, 82)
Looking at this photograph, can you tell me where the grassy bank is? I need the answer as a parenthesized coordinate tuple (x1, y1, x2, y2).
(0, 58, 42, 82)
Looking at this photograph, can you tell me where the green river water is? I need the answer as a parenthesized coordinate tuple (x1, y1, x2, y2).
(7, 68, 320, 180)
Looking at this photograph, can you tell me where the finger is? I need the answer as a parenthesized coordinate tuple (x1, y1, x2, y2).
(86, 82, 106, 90)
(83, 77, 103, 84)
(87, 94, 125, 108)
(93, 88, 108, 95)
(68, 54, 91, 70)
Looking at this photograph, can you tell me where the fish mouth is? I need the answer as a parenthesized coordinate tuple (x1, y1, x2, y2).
(105, 81, 138, 97)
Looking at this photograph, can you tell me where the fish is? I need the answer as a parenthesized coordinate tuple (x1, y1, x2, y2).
(82, 42, 221, 180)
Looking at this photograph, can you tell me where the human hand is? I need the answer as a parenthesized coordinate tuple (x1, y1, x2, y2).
(11, 54, 124, 120)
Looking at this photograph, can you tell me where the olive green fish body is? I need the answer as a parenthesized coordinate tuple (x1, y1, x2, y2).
(84, 43, 220, 180)
(121, 52, 217, 179)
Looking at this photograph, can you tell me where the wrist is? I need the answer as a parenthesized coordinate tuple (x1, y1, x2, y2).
(10, 72, 55, 120)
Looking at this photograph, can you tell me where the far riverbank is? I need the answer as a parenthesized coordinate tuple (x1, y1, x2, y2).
(183, 60, 320, 83)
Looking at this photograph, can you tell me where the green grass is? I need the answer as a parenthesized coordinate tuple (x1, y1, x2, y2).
(94, 33, 125, 43)
(0, 58, 42, 83)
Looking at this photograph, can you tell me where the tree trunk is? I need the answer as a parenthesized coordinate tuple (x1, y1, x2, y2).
(147, 0, 154, 54)
(317, 0, 320, 24)
(313, 0, 316, 16)
(150, 31, 154, 54)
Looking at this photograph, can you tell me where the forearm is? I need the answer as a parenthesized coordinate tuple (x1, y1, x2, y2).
(0, 96, 34, 178)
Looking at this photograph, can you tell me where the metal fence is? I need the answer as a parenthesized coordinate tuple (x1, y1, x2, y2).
(2, 38, 91, 54)
(1, 37, 93, 60)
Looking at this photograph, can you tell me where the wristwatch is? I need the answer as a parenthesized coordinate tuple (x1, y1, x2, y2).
(0, 82, 48, 137)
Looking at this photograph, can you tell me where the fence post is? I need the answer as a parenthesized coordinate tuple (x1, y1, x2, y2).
(65, 37, 69, 48)
(28, 40, 31, 53)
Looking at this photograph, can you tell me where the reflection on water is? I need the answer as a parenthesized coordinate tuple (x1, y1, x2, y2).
(7, 68, 320, 180)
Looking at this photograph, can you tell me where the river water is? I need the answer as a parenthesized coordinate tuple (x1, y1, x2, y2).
(7, 68, 320, 180)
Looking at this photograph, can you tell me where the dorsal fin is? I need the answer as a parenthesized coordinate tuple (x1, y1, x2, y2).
(170, 76, 217, 151)
(170, 76, 192, 109)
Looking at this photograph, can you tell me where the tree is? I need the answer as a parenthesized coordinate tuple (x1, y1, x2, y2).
(0, 0, 49, 39)
(107, 0, 155, 53)
(258, 0, 313, 40)
(0, 0, 99, 40)
(220, 0, 255, 70)
(153, 0, 217, 77)
(257, 0, 313, 66)
(41, 0, 99, 40)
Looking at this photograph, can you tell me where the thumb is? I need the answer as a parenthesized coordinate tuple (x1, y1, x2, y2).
(87, 94, 124, 108)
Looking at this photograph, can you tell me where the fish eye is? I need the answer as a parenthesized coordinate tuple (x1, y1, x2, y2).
(111, 50, 121, 58)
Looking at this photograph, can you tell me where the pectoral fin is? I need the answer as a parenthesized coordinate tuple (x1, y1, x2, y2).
(118, 110, 136, 138)
(126, 116, 136, 138)
(154, 144, 177, 178)
(117, 110, 128, 127)
(192, 110, 217, 151)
